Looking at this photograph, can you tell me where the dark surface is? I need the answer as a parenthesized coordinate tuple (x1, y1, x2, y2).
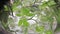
(0, 0, 10, 10)
(0, 31, 4, 34)
(0, 28, 12, 34)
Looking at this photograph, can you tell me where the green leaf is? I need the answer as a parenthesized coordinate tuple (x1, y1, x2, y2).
(16, 13, 21, 16)
(12, 0, 22, 11)
(23, 18, 29, 27)
(18, 18, 29, 27)
(4, 5, 8, 11)
(26, 13, 34, 16)
(12, 5, 19, 11)
(19, 7, 34, 16)
(47, 1, 56, 6)
(18, 19, 23, 26)
(39, 2, 48, 9)
(36, 26, 44, 32)
(21, 7, 30, 14)
(45, 30, 53, 34)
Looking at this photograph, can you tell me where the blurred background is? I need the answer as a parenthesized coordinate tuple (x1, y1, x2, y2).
(0, 0, 60, 34)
